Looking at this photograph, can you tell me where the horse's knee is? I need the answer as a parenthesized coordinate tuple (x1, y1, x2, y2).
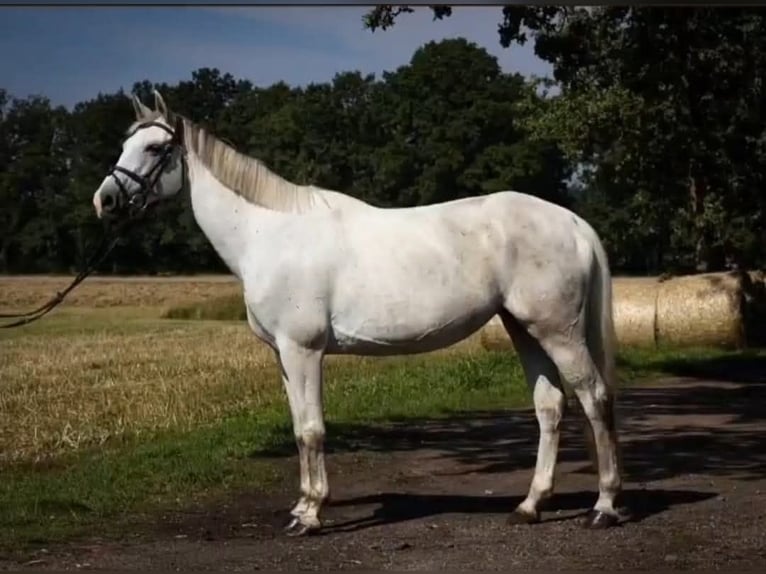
(535, 405, 564, 434)
(300, 425, 325, 449)
(533, 381, 566, 431)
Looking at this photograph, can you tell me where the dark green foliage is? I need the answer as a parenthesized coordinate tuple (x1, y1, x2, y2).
(0, 41, 572, 275)
(365, 7, 766, 274)
(4, 14, 766, 275)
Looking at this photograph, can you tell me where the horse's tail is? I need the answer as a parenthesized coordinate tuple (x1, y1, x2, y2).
(581, 220, 622, 473)
(585, 227, 617, 397)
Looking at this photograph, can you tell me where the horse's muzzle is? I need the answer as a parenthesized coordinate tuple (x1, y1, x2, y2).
(94, 186, 120, 219)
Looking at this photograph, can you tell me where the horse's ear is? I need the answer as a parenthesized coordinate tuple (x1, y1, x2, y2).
(153, 89, 169, 117)
(130, 93, 151, 119)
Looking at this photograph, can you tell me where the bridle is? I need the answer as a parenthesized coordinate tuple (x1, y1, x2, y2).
(109, 117, 186, 216)
(0, 117, 186, 329)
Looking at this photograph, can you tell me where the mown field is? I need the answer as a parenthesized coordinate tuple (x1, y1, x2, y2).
(0, 275, 758, 550)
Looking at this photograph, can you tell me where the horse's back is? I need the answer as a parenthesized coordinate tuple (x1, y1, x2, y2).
(321, 191, 592, 354)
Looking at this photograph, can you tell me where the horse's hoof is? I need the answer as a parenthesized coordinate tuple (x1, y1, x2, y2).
(582, 509, 619, 529)
(506, 509, 540, 525)
(283, 516, 320, 537)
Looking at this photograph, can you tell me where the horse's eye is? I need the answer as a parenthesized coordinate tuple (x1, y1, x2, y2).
(145, 144, 163, 154)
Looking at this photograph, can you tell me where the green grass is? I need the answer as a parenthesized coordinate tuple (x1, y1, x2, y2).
(1, 308, 763, 551)
(616, 344, 766, 382)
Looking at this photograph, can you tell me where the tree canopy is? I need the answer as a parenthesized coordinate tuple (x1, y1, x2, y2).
(2, 11, 765, 276)
(365, 5, 766, 273)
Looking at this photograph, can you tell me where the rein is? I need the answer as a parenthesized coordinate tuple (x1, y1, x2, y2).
(0, 217, 137, 329)
(0, 119, 184, 329)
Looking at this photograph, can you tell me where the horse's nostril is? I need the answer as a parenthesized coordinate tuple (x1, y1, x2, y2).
(101, 193, 115, 209)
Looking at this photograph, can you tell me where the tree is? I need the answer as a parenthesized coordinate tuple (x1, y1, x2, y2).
(0, 95, 69, 272)
(521, 8, 766, 272)
(366, 6, 766, 272)
(367, 38, 570, 207)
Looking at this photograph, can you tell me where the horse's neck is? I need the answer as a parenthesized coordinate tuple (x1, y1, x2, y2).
(186, 154, 269, 280)
(183, 147, 373, 278)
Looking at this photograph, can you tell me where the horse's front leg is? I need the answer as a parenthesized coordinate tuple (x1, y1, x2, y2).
(277, 339, 328, 537)
(279, 369, 311, 522)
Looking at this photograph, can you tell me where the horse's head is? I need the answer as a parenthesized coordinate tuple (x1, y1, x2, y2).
(93, 90, 186, 220)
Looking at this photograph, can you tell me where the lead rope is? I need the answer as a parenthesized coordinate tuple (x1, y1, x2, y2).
(1, 118, 183, 329)
(0, 218, 135, 329)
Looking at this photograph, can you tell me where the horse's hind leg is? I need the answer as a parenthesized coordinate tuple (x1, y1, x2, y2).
(500, 311, 567, 525)
(537, 333, 622, 529)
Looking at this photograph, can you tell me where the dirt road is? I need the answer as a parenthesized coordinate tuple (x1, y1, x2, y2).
(7, 358, 766, 570)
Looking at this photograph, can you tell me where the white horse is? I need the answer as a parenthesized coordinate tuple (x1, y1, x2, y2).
(93, 91, 623, 536)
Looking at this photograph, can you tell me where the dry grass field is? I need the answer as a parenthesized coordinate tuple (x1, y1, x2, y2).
(1, 275, 262, 463)
(0, 310, 276, 463)
(0, 274, 241, 311)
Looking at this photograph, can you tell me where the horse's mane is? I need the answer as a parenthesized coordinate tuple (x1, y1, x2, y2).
(128, 110, 334, 213)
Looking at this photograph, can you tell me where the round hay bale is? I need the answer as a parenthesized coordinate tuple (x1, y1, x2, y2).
(478, 272, 755, 352)
(478, 279, 663, 351)
(612, 277, 660, 348)
(655, 272, 746, 349)
(479, 314, 515, 351)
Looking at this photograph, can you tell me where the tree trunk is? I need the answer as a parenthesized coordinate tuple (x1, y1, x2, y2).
(0, 207, 24, 273)
(0, 241, 10, 273)
(689, 164, 709, 272)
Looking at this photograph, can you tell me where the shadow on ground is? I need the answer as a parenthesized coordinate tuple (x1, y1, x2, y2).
(306, 354, 766, 534)
(254, 352, 766, 484)
(621, 350, 766, 383)
(243, 352, 765, 532)
(321, 487, 716, 534)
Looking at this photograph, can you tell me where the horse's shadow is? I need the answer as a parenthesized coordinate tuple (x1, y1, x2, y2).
(254, 352, 766, 534)
(320, 487, 717, 534)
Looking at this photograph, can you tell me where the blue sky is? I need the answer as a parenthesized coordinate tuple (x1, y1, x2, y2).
(0, 5, 553, 109)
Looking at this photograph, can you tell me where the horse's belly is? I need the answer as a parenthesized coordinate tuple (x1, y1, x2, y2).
(327, 211, 505, 355)
(326, 294, 497, 356)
